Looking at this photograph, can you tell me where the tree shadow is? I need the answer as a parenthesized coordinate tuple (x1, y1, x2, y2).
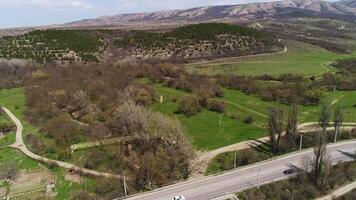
(337, 150, 356, 160)
(248, 139, 271, 155)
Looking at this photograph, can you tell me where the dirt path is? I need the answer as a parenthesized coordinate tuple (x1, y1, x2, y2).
(190, 122, 356, 177)
(315, 181, 356, 200)
(189, 45, 288, 66)
(331, 95, 345, 106)
(1, 107, 122, 179)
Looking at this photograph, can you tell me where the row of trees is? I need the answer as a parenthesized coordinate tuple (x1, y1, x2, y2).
(267, 102, 345, 156)
(217, 74, 326, 105)
(267, 101, 347, 193)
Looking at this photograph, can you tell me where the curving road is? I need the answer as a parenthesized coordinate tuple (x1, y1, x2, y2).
(121, 140, 356, 200)
(1, 107, 121, 179)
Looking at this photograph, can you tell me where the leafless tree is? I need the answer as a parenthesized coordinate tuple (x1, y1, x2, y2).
(318, 101, 331, 132)
(313, 102, 331, 186)
(268, 107, 284, 154)
(333, 106, 344, 143)
(286, 103, 299, 138)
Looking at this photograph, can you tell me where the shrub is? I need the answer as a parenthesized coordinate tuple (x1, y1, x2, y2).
(93, 178, 124, 196)
(176, 95, 202, 117)
(243, 116, 254, 124)
(208, 100, 225, 113)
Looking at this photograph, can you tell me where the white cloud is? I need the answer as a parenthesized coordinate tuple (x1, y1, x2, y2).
(0, 0, 93, 8)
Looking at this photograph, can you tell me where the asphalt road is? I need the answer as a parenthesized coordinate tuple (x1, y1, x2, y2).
(122, 141, 356, 200)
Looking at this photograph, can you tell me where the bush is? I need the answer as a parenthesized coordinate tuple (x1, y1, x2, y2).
(68, 190, 95, 200)
(93, 178, 124, 196)
(243, 116, 254, 124)
(176, 95, 202, 117)
(208, 100, 225, 113)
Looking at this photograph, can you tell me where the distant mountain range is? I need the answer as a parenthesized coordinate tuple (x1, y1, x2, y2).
(65, 0, 356, 27)
(1, 0, 356, 37)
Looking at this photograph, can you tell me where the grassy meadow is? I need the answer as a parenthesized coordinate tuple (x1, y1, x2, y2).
(151, 83, 356, 150)
(186, 40, 356, 77)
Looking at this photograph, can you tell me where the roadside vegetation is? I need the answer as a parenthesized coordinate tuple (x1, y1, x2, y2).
(207, 102, 355, 174)
(335, 189, 356, 200)
(238, 161, 356, 200)
(237, 99, 356, 199)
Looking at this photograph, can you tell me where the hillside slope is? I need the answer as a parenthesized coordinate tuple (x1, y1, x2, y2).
(110, 23, 282, 62)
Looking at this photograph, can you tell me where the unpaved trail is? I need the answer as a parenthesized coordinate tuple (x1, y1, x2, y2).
(1, 107, 122, 179)
(189, 45, 288, 66)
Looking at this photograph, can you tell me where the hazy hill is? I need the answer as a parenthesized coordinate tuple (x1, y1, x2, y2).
(65, 0, 356, 27)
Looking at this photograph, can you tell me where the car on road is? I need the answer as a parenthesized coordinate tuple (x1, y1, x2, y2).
(172, 195, 185, 200)
(283, 169, 295, 175)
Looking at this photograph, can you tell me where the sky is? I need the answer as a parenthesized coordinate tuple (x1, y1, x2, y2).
(0, 0, 338, 28)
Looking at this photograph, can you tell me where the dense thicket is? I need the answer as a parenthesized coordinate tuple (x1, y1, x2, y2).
(216, 74, 325, 105)
(0, 30, 104, 63)
(314, 59, 356, 91)
(115, 23, 275, 48)
(0, 59, 33, 88)
(113, 23, 281, 61)
(25, 63, 193, 194)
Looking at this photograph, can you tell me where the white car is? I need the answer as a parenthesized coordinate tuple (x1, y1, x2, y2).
(171, 196, 185, 200)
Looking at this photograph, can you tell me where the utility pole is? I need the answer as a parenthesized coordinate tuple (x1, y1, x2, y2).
(257, 168, 261, 189)
(299, 133, 303, 151)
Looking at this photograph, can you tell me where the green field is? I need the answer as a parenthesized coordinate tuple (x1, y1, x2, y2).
(0, 88, 46, 151)
(0, 132, 15, 148)
(151, 85, 264, 150)
(150, 83, 356, 150)
(186, 40, 356, 77)
(0, 148, 38, 170)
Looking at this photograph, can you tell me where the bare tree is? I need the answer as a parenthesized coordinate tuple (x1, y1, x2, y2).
(313, 131, 327, 186)
(268, 107, 284, 154)
(318, 101, 331, 132)
(313, 102, 331, 186)
(286, 103, 299, 138)
(333, 106, 344, 143)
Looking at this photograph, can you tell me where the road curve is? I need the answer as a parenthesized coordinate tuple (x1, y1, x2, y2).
(1, 107, 121, 179)
(121, 140, 356, 200)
